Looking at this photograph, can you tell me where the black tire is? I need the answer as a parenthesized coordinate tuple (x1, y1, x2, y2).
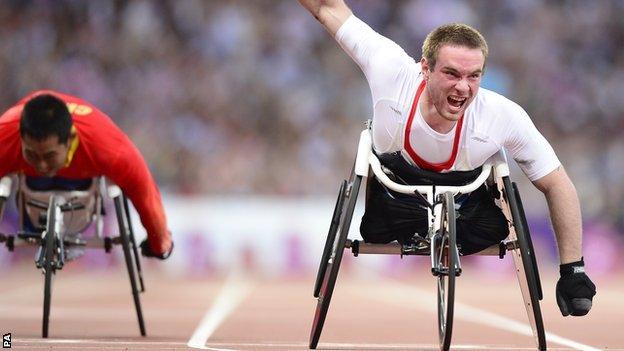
(503, 177, 546, 351)
(309, 175, 362, 349)
(42, 196, 59, 338)
(313, 180, 347, 298)
(437, 192, 457, 351)
(512, 183, 543, 300)
(0, 196, 7, 222)
(123, 196, 145, 292)
(114, 197, 146, 336)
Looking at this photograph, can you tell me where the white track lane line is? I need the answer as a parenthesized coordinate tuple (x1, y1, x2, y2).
(359, 279, 601, 351)
(187, 269, 254, 350)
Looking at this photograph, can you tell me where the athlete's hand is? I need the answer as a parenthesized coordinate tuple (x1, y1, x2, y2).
(556, 258, 596, 316)
(140, 238, 174, 260)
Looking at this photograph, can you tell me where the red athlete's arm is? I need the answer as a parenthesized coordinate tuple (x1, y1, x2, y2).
(0, 106, 28, 178)
(106, 137, 172, 255)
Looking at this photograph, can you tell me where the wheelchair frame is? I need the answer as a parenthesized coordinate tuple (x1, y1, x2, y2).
(310, 128, 546, 351)
(0, 176, 146, 338)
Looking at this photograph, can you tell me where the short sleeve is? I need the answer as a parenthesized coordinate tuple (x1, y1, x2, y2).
(504, 104, 561, 181)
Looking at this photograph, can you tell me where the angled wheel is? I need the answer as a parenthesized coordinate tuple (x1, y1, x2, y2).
(123, 196, 145, 292)
(313, 180, 347, 298)
(42, 196, 60, 338)
(436, 192, 457, 351)
(512, 183, 543, 300)
(0, 196, 6, 222)
(503, 177, 546, 351)
(114, 196, 146, 336)
(309, 172, 362, 349)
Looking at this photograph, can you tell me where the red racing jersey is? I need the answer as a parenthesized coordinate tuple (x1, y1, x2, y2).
(0, 90, 170, 251)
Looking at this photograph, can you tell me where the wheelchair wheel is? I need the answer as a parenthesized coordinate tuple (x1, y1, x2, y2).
(0, 196, 6, 221)
(114, 196, 146, 336)
(42, 196, 60, 338)
(436, 192, 457, 351)
(503, 177, 546, 351)
(313, 180, 347, 298)
(512, 183, 543, 300)
(123, 196, 145, 292)
(309, 173, 362, 349)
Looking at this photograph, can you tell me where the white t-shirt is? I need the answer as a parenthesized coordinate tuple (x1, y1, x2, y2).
(335, 15, 560, 181)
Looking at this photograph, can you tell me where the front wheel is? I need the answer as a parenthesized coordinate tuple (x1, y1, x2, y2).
(42, 196, 60, 338)
(436, 192, 457, 351)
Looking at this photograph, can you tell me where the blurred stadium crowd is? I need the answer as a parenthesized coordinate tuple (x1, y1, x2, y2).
(1, 0, 623, 228)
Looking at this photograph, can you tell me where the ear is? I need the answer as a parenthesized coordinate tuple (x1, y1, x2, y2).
(420, 57, 430, 81)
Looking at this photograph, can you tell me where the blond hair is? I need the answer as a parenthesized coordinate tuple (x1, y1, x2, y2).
(422, 23, 488, 70)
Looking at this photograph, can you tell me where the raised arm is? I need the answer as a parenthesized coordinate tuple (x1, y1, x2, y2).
(298, 0, 353, 36)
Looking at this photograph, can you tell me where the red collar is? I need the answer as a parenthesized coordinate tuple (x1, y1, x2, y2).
(403, 80, 464, 172)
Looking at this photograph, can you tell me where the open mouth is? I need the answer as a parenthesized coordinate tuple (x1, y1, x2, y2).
(447, 96, 467, 111)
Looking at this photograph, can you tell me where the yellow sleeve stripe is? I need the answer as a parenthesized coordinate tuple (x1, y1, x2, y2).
(64, 126, 80, 167)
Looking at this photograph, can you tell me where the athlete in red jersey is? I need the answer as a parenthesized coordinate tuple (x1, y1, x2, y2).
(0, 90, 173, 259)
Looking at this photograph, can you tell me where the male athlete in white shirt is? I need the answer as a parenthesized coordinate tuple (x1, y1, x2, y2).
(299, 0, 595, 317)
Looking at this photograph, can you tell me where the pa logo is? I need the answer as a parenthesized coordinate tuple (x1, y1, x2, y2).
(2, 333, 10, 348)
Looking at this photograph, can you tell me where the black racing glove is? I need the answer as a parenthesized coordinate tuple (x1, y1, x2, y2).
(140, 239, 174, 260)
(556, 258, 596, 316)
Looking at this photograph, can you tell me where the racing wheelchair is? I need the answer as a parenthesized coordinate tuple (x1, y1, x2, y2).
(310, 125, 546, 351)
(0, 175, 146, 338)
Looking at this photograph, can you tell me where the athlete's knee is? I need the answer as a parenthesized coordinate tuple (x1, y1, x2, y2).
(359, 216, 394, 244)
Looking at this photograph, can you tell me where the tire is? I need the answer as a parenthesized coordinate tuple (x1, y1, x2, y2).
(313, 180, 347, 298)
(309, 175, 362, 349)
(437, 192, 457, 351)
(503, 177, 546, 351)
(0, 196, 7, 222)
(42, 196, 59, 338)
(114, 196, 147, 336)
(123, 196, 145, 292)
(513, 183, 543, 300)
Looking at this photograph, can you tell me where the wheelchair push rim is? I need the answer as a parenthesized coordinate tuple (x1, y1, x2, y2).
(309, 174, 362, 349)
(436, 191, 457, 351)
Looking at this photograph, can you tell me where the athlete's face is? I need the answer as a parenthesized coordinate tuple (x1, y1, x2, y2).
(21, 135, 70, 177)
(421, 45, 484, 122)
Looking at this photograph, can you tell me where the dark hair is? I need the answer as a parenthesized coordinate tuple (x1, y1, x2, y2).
(20, 94, 72, 143)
